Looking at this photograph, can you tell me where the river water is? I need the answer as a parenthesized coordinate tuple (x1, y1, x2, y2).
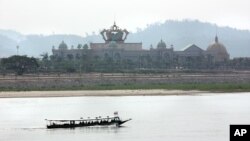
(0, 93, 250, 141)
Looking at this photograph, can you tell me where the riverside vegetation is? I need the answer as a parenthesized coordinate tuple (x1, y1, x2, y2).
(0, 72, 250, 92)
(0, 55, 250, 92)
(1, 83, 250, 92)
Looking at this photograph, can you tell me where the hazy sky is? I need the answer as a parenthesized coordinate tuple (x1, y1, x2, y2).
(0, 0, 250, 36)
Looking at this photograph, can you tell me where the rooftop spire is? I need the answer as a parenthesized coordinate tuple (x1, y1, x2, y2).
(215, 35, 218, 43)
(215, 26, 218, 43)
(114, 13, 116, 26)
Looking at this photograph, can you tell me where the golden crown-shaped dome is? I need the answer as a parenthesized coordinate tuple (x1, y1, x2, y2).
(100, 22, 129, 43)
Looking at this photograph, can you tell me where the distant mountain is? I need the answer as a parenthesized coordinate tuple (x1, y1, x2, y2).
(127, 20, 250, 58)
(0, 34, 17, 57)
(0, 20, 250, 58)
(0, 29, 26, 42)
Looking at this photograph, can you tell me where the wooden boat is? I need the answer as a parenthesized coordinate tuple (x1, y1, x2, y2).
(45, 112, 131, 129)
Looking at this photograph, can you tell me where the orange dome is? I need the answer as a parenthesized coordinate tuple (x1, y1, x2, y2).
(207, 36, 229, 62)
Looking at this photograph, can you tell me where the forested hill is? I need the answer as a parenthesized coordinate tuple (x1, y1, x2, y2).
(1, 20, 250, 58)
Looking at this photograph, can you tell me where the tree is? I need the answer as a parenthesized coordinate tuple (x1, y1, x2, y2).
(75, 54, 81, 60)
(83, 44, 89, 50)
(67, 54, 74, 60)
(41, 53, 49, 61)
(1, 55, 39, 75)
(77, 44, 82, 49)
(40, 53, 50, 71)
(145, 54, 152, 68)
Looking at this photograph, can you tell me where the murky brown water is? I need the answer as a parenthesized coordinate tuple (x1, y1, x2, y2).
(0, 93, 250, 141)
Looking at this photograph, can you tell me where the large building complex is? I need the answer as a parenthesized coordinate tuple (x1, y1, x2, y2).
(52, 23, 230, 69)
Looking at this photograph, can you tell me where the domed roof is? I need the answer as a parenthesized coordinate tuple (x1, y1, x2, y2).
(58, 41, 68, 50)
(157, 39, 167, 49)
(207, 36, 229, 62)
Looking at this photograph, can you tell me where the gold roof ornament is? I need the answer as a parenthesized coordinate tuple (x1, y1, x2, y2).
(100, 22, 129, 43)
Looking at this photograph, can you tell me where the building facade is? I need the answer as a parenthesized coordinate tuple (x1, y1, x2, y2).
(52, 23, 230, 69)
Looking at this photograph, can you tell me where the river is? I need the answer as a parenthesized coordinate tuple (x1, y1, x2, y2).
(1, 93, 250, 141)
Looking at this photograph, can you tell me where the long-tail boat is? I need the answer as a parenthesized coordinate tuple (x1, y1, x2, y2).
(45, 112, 131, 129)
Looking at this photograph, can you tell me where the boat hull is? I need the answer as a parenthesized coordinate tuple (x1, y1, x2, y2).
(46, 119, 131, 129)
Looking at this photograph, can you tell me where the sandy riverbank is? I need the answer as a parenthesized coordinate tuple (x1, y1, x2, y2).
(0, 90, 211, 98)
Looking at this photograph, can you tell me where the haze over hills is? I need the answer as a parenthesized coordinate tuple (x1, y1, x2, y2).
(0, 20, 250, 58)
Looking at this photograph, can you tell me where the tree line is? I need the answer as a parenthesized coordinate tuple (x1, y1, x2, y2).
(0, 54, 250, 75)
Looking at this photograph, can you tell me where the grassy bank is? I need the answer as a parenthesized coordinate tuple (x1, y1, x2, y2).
(0, 83, 250, 92)
(89, 83, 250, 92)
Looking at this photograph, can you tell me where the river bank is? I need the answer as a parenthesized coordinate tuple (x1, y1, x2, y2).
(0, 72, 250, 93)
(0, 89, 212, 98)
(0, 82, 250, 92)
